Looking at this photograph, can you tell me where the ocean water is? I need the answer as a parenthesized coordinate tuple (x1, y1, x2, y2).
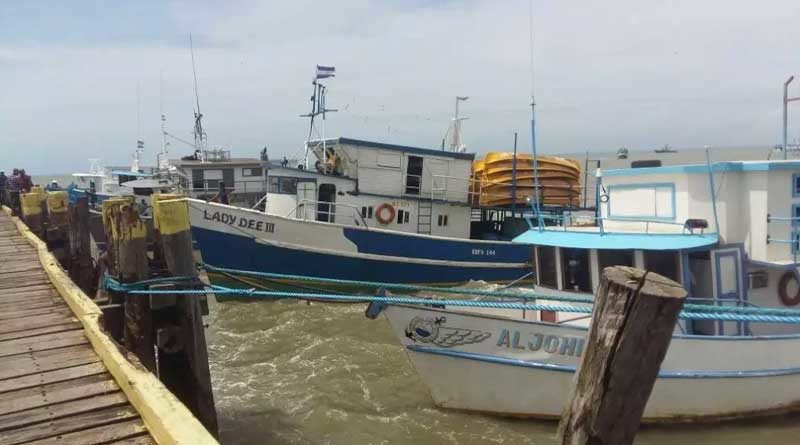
(206, 297, 800, 445)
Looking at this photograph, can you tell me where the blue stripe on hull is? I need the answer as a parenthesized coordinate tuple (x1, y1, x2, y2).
(343, 227, 531, 263)
(192, 227, 531, 284)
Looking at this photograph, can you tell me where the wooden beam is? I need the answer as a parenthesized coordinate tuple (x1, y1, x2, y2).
(557, 266, 686, 445)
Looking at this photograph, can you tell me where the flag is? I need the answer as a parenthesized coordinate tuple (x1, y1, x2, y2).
(316, 65, 336, 80)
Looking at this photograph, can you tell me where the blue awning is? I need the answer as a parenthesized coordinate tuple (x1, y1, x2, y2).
(110, 170, 153, 177)
(512, 229, 718, 251)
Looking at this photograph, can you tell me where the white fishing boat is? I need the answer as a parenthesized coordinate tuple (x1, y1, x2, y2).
(367, 157, 800, 422)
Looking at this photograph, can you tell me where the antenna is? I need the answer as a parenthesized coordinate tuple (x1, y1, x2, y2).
(133, 82, 144, 173)
(301, 66, 338, 171)
(158, 69, 170, 170)
(189, 34, 206, 156)
(528, 0, 543, 230)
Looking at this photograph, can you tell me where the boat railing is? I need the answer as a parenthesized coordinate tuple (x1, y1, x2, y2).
(766, 214, 800, 263)
(185, 179, 266, 196)
(533, 212, 707, 236)
(287, 199, 369, 228)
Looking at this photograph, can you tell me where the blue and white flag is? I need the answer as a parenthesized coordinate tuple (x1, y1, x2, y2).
(316, 65, 336, 80)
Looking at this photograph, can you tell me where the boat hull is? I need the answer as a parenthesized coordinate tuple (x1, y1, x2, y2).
(188, 200, 534, 285)
(382, 304, 800, 422)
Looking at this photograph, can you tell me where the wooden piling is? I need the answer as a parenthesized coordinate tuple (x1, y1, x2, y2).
(152, 195, 219, 437)
(68, 196, 95, 294)
(102, 198, 155, 372)
(44, 190, 69, 264)
(20, 190, 44, 237)
(557, 266, 687, 445)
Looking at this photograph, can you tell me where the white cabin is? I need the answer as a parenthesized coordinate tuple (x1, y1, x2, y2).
(515, 160, 800, 336)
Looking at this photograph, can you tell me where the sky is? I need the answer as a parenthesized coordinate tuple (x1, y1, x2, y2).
(1, 0, 800, 174)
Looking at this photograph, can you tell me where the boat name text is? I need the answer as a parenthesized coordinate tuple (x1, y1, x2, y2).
(496, 329, 584, 357)
(203, 210, 275, 233)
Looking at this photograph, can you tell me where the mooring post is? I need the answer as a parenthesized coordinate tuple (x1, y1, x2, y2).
(44, 190, 69, 265)
(557, 266, 686, 445)
(153, 195, 219, 436)
(96, 197, 133, 342)
(19, 190, 44, 237)
(68, 196, 95, 294)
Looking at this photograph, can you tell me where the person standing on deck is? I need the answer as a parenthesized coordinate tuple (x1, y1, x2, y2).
(7, 169, 21, 216)
(19, 169, 32, 193)
(0, 171, 7, 207)
(210, 182, 230, 205)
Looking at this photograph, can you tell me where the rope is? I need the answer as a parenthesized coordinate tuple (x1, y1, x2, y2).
(198, 263, 800, 318)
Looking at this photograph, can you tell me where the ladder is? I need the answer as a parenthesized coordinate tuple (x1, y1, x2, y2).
(417, 200, 433, 234)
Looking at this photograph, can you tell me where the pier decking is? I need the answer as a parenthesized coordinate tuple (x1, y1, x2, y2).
(0, 213, 156, 444)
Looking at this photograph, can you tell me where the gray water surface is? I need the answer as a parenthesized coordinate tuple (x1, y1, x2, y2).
(206, 298, 800, 445)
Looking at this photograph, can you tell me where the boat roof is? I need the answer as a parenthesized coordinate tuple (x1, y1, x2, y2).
(604, 160, 800, 178)
(513, 229, 718, 250)
(120, 178, 173, 189)
(110, 170, 153, 177)
(170, 157, 263, 167)
(322, 137, 476, 161)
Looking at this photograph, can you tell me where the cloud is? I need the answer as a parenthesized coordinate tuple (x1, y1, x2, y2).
(1, 0, 799, 173)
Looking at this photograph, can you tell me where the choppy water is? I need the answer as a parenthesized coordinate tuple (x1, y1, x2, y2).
(206, 296, 800, 445)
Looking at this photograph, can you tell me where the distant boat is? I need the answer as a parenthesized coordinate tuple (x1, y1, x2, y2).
(655, 144, 678, 153)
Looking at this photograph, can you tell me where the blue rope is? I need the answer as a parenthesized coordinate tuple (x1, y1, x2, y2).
(118, 286, 800, 324)
(197, 263, 800, 318)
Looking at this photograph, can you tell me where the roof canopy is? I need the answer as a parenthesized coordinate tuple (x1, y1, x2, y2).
(513, 229, 718, 251)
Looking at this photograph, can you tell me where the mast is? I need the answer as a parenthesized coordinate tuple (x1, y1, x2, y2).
(190, 34, 207, 160)
(159, 69, 170, 170)
(133, 81, 144, 173)
(301, 66, 337, 172)
(528, 0, 543, 230)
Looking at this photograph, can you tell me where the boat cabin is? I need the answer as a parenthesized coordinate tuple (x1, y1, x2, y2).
(514, 160, 800, 336)
(263, 137, 476, 238)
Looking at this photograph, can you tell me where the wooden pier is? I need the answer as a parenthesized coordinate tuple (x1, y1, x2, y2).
(0, 208, 217, 444)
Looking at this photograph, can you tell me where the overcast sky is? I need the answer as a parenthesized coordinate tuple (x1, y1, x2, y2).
(2, 0, 800, 174)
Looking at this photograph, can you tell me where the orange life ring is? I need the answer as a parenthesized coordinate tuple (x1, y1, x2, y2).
(375, 203, 395, 225)
(778, 271, 800, 306)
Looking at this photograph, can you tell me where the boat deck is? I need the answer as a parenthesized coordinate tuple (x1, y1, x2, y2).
(0, 214, 155, 445)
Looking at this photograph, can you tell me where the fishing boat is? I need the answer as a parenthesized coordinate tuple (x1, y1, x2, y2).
(188, 70, 586, 286)
(368, 157, 800, 421)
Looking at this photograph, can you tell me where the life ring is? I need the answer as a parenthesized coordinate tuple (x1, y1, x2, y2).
(778, 271, 800, 306)
(375, 203, 395, 225)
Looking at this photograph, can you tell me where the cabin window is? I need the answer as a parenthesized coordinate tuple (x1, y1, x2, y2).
(644, 250, 680, 283)
(537, 246, 558, 288)
(561, 248, 592, 292)
(597, 250, 634, 277)
(242, 167, 263, 177)
(794, 174, 800, 197)
(437, 215, 449, 226)
(397, 209, 410, 224)
(269, 176, 298, 194)
(361, 206, 374, 219)
(405, 156, 424, 195)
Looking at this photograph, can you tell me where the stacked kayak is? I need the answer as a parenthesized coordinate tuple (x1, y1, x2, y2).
(472, 152, 582, 207)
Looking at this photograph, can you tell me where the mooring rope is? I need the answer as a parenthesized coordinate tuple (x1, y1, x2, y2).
(100, 273, 800, 324)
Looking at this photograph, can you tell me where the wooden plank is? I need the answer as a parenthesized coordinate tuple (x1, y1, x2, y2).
(106, 434, 156, 445)
(0, 307, 71, 321)
(0, 284, 54, 297)
(0, 404, 139, 445)
(0, 297, 61, 310)
(0, 345, 99, 380)
(0, 313, 77, 335)
(24, 418, 148, 445)
(0, 276, 51, 291)
(0, 362, 107, 394)
(0, 322, 81, 342)
(0, 292, 61, 305)
(0, 263, 42, 275)
(0, 374, 118, 416)
(0, 392, 128, 432)
(0, 330, 88, 358)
